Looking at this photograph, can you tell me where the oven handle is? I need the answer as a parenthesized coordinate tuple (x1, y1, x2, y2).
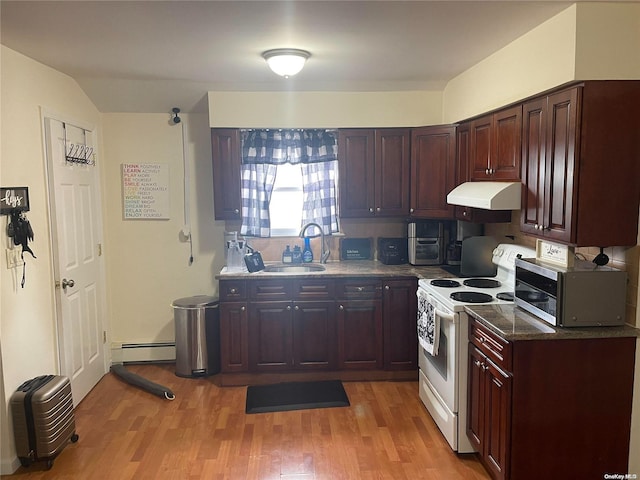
(425, 292, 456, 323)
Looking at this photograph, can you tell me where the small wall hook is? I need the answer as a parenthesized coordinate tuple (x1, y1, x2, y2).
(172, 107, 181, 124)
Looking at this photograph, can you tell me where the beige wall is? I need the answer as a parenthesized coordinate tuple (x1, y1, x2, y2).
(208, 91, 444, 128)
(575, 3, 640, 80)
(442, 4, 577, 123)
(0, 46, 103, 473)
(102, 113, 225, 354)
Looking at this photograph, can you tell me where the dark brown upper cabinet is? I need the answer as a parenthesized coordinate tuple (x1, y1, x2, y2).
(520, 81, 640, 246)
(409, 125, 456, 218)
(338, 128, 411, 217)
(211, 129, 242, 220)
(469, 105, 522, 181)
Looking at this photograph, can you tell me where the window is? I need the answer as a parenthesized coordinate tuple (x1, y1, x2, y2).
(240, 129, 339, 238)
(269, 163, 303, 236)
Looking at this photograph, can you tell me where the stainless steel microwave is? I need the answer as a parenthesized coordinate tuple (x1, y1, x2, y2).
(514, 257, 627, 327)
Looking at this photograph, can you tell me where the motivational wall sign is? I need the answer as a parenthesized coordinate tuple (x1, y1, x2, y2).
(121, 163, 169, 219)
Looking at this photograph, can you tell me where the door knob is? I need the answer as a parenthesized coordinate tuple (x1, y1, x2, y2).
(61, 278, 75, 291)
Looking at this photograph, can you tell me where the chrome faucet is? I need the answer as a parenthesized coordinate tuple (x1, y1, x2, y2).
(300, 222, 330, 264)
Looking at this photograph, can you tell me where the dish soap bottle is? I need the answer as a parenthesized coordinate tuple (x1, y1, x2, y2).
(302, 237, 313, 263)
(282, 245, 293, 264)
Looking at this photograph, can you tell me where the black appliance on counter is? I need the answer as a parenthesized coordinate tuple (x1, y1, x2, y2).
(377, 237, 408, 265)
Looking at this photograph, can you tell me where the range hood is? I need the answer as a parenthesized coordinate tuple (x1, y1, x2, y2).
(446, 181, 521, 210)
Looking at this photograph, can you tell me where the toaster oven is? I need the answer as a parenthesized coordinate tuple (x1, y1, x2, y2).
(514, 257, 627, 327)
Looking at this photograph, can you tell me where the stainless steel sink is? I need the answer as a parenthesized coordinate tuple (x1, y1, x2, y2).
(263, 264, 326, 273)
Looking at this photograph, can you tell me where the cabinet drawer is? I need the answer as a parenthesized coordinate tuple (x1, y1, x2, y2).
(219, 280, 247, 301)
(249, 279, 293, 301)
(336, 279, 382, 299)
(469, 318, 512, 371)
(293, 278, 335, 300)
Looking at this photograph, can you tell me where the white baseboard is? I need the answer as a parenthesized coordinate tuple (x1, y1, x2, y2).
(0, 457, 21, 475)
(113, 342, 176, 363)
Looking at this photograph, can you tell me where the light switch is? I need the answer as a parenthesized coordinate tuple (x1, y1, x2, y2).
(6, 248, 24, 269)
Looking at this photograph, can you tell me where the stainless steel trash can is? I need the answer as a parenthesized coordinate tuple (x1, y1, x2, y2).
(172, 295, 220, 377)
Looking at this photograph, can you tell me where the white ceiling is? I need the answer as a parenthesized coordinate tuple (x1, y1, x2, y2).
(1, 1, 591, 114)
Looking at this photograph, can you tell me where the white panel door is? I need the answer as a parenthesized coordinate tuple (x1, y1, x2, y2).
(44, 117, 106, 404)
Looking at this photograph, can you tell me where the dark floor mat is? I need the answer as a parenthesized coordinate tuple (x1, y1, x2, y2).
(245, 380, 350, 414)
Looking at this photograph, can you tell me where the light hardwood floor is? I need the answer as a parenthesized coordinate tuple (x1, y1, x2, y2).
(5, 364, 490, 479)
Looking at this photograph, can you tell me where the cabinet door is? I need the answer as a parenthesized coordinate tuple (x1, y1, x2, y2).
(469, 115, 493, 180)
(520, 98, 547, 236)
(219, 302, 248, 373)
(292, 301, 337, 370)
(336, 300, 383, 370)
(410, 126, 456, 218)
(248, 301, 293, 372)
(483, 359, 512, 480)
(382, 279, 417, 370)
(338, 129, 375, 217)
(469, 107, 521, 181)
(492, 105, 522, 180)
(375, 128, 411, 216)
(543, 88, 578, 243)
(211, 129, 242, 220)
(467, 346, 485, 451)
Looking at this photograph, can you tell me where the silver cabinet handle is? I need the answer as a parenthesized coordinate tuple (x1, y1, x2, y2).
(339, 305, 344, 310)
(376, 207, 381, 212)
(230, 288, 237, 294)
(384, 285, 390, 290)
(369, 207, 374, 213)
(234, 208, 240, 214)
(474, 360, 482, 368)
(286, 305, 291, 311)
(294, 305, 299, 311)
(240, 306, 246, 312)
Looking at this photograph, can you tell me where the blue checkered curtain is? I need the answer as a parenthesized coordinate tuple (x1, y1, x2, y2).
(240, 129, 338, 237)
(301, 160, 339, 235)
(239, 163, 277, 237)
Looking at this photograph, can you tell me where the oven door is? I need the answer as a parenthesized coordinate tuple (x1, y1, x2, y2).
(417, 292, 457, 412)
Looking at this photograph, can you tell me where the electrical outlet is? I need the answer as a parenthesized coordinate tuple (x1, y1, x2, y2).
(6, 248, 24, 269)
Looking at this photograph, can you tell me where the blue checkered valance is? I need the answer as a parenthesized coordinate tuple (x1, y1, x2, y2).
(241, 129, 337, 164)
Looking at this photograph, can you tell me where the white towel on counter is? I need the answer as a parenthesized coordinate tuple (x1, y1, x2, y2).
(417, 289, 440, 356)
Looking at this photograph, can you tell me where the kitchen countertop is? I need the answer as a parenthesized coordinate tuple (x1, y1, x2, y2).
(217, 260, 640, 341)
(216, 260, 451, 280)
(465, 304, 640, 341)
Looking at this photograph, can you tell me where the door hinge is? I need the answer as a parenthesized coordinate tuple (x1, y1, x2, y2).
(98, 243, 102, 256)
(103, 331, 107, 344)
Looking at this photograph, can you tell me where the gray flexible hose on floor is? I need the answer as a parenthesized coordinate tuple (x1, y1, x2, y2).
(110, 364, 175, 400)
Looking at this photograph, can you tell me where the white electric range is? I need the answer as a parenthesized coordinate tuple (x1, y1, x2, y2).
(416, 243, 536, 453)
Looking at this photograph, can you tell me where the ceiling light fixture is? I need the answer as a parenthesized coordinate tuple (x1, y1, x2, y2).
(262, 48, 311, 78)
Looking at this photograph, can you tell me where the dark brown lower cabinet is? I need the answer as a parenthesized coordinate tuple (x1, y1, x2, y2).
(467, 317, 635, 480)
(248, 301, 293, 372)
(292, 301, 336, 370)
(382, 278, 417, 370)
(468, 345, 511, 480)
(219, 302, 248, 373)
(336, 299, 383, 370)
(219, 276, 417, 376)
